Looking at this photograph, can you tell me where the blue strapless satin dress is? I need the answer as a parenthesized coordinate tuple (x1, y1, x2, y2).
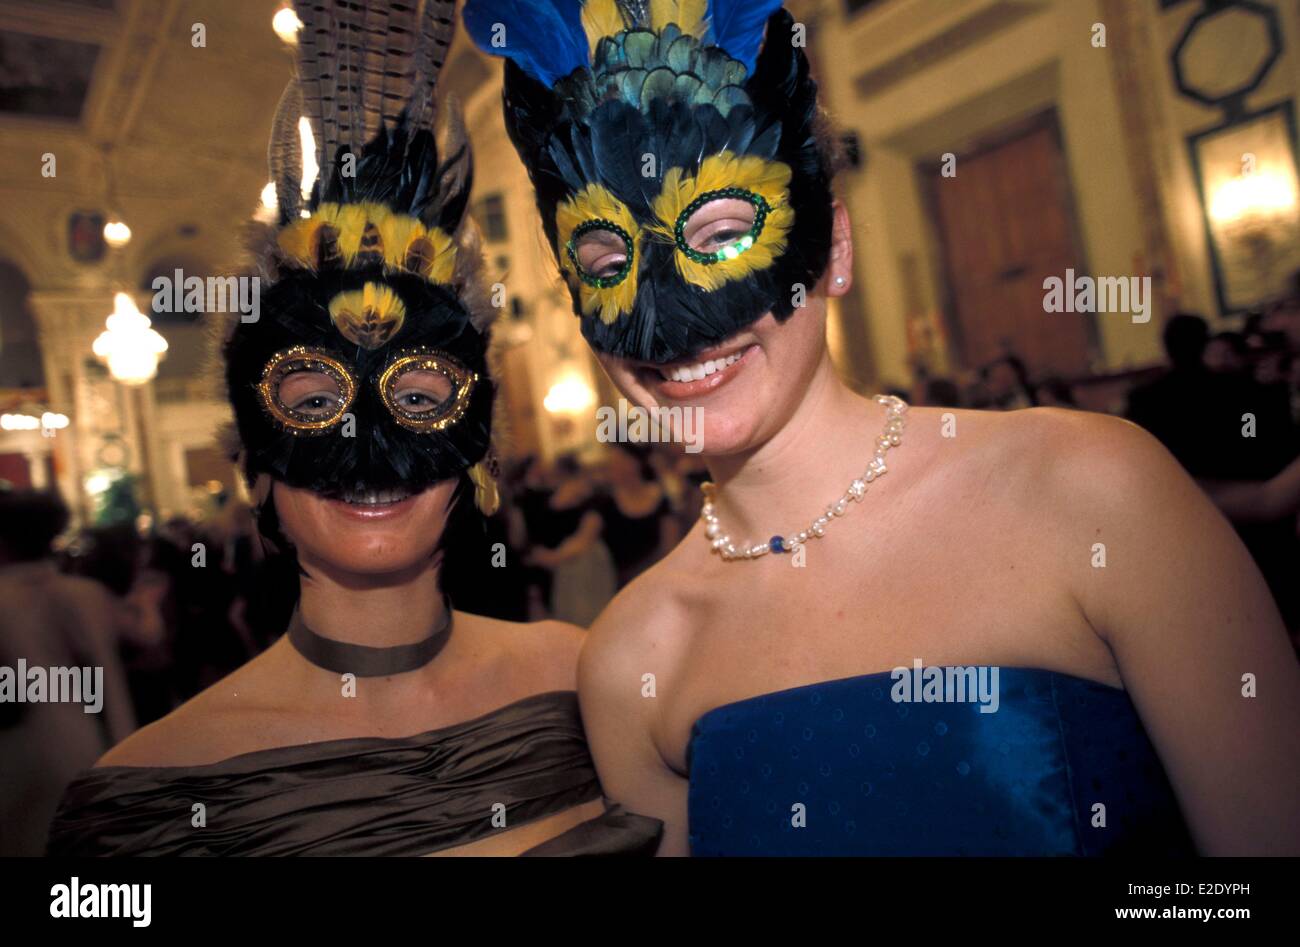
(687, 668, 1195, 856)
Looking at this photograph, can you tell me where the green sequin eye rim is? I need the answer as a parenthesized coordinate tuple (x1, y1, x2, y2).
(674, 188, 771, 265)
(566, 219, 635, 289)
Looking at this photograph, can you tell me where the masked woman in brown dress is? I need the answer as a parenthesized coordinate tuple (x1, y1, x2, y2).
(47, 0, 658, 857)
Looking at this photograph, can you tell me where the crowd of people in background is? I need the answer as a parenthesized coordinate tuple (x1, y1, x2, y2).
(503, 444, 706, 625)
(0, 444, 710, 719)
(3, 282, 1299, 853)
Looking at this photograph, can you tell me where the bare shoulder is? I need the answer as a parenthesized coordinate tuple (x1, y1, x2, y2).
(463, 612, 586, 691)
(580, 537, 703, 701)
(991, 407, 1191, 509)
(902, 406, 1199, 584)
(909, 402, 1146, 446)
(95, 649, 284, 768)
(53, 574, 123, 631)
(972, 409, 1245, 620)
(58, 572, 118, 605)
(993, 404, 1165, 457)
(906, 405, 1179, 505)
(584, 540, 699, 658)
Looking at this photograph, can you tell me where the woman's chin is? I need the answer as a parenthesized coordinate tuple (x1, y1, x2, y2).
(301, 521, 443, 577)
(306, 548, 436, 580)
(693, 414, 760, 457)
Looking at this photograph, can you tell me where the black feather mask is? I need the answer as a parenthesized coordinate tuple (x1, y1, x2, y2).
(225, 0, 499, 508)
(464, 0, 832, 365)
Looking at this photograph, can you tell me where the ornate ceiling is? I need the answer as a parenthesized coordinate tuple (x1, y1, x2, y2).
(0, 0, 290, 292)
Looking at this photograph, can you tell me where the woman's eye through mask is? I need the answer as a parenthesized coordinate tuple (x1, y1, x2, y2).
(568, 220, 635, 285)
(257, 346, 477, 437)
(257, 348, 357, 433)
(675, 190, 770, 263)
(377, 351, 477, 432)
(280, 370, 347, 418)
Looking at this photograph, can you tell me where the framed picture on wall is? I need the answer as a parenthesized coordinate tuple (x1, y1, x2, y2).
(1188, 101, 1300, 314)
(67, 211, 106, 264)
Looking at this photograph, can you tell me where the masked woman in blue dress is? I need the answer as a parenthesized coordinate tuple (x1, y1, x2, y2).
(465, 0, 1300, 855)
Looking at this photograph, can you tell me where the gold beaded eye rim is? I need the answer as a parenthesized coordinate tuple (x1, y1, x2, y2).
(256, 346, 357, 435)
(376, 349, 478, 432)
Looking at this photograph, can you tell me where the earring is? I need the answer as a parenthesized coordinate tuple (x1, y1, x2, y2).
(834, 276, 847, 287)
(468, 460, 500, 516)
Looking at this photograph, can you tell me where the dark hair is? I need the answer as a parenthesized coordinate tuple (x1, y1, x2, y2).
(1162, 313, 1209, 368)
(436, 472, 491, 605)
(61, 523, 139, 596)
(812, 109, 852, 182)
(0, 490, 69, 562)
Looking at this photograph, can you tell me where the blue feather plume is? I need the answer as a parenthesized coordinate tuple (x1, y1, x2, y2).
(462, 0, 590, 87)
(708, 0, 784, 74)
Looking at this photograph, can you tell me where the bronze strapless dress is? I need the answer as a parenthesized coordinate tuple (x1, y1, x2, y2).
(46, 691, 660, 856)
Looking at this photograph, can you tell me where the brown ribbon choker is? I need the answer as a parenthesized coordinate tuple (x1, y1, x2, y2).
(287, 599, 453, 677)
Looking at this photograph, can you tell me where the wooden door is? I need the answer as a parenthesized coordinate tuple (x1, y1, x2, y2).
(928, 117, 1094, 377)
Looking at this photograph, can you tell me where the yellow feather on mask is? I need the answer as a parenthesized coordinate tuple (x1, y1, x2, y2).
(277, 216, 328, 269)
(329, 204, 373, 266)
(374, 211, 426, 270)
(650, 0, 707, 36)
(651, 152, 795, 293)
(328, 282, 407, 349)
(277, 204, 457, 285)
(406, 226, 458, 285)
(556, 183, 641, 325)
(581, 0, 627, 56)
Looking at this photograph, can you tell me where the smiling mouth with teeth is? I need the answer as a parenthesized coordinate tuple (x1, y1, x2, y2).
(659, 350, 745, 382)
(336, 487, 413, 506)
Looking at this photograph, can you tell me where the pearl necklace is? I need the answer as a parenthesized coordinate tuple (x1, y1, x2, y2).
(700, 395, 908, 561)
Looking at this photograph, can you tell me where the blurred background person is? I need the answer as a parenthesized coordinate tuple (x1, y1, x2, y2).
(1204, 331, 1249, 375)
(972, 354, 1037, 410)
(1127, 313, 1300, 631)
(0, 489, 135, 855)
(524, 455, 616, 627)
(1034, 377, 1080, 409)
(595, 443, 678, 590)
